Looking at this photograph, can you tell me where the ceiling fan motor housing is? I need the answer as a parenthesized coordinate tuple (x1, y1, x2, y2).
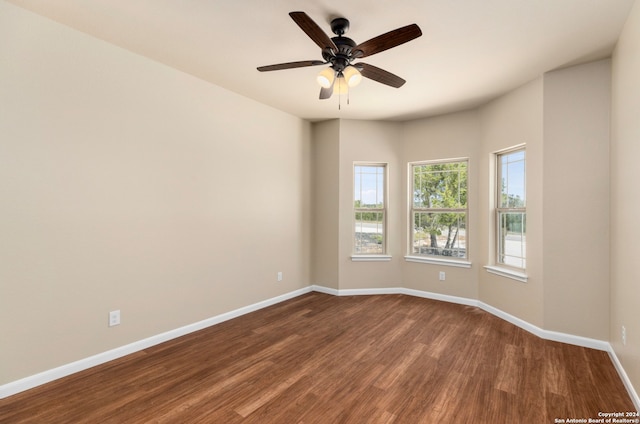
(320, 17, 359, 73)
(322, 41, 357, 73)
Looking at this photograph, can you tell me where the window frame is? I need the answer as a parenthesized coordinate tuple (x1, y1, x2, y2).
(494, 146, 527, 272)
(352, 162, 389, 260)
(407, 158, 470, 265)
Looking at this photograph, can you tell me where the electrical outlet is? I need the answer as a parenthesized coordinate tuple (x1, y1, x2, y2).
(439, 271, 446, 281)
(277, 271, 283, 282)
(109, 310, 121, 327)
(622, 325, 627, 346)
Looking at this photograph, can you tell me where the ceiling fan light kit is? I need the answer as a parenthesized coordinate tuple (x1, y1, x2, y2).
(258, 11, 422, 105)
(334, 75, 349, 95)
(342, 65, 362, 87)
(317, 67, 335, 88)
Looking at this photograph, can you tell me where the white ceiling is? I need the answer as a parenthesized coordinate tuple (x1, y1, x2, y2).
(8, 0, 636, 121)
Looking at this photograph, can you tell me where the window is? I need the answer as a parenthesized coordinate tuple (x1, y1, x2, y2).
(496, 148, 526, 269)
(354, 164, 387, 255)
(410, 159, 468, 259)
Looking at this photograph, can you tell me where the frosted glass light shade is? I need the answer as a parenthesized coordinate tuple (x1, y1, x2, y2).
(333, 75, 348, 94)
(343, 65, 362, 87)
(317, 67, 335, 88)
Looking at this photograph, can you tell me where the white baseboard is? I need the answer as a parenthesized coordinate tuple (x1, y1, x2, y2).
(401, 287, 479, 307)
(309, 284, 339, 296)
(0, 286, 312, 400)
(607, 347, 640, 412)
(476, 301, 611, 351)
(3, 283, 638, 411)
(314, 285, 611, 351)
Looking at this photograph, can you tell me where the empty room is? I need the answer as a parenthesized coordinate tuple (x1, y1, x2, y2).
(1, 0, 639, 422)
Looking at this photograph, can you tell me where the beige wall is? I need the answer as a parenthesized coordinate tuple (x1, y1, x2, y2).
(401, 111, 481, 299)
(0, 1, 311, 385)
(475, 63, 612, 340)
(478, 79, 545, 328)
(611, 0, 640, 399)
(311, 120, 340, 289)
(542, 60, 611, 340)
(337, 120, 403, 290)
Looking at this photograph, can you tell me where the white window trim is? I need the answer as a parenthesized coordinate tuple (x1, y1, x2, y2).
(483, 265, 528, 283)
(404, 255, 471, 268)
(493, 146, 526, 272)
(351, 255, 392, 262)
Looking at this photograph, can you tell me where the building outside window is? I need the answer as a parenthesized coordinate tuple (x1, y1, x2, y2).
(354, 164, 387, 255)
(410, 159, 468, 259)
(496, 148, 526, 269)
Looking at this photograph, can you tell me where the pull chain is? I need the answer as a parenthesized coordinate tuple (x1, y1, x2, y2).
(338, 77, 342, 110)
(336, 77, 350, 110)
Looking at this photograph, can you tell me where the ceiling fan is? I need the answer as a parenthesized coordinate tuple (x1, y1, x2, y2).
(257, 12, 422, 100)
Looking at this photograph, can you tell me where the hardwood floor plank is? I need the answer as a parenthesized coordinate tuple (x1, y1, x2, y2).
(154, 359, 277, 422)
(494, 343, 521, 394)
(545, 344, 571, 397)
(0, 292, 635, 423)
(374, 342, 427, 390)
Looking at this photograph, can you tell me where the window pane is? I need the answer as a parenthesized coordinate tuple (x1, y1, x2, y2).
(354, 211, 384, 254)
(354, 163, 386, 255)
(412, 162, 467, 209)
(496, 148, 526, 270)
(377, 169, 384, 206)
(355, 165, 384, 208)
(412, 212, 466, 258)
(499, 151, 526, 208)
(498, 211, 526, 268)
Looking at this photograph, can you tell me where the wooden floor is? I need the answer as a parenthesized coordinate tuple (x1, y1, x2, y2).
(0, 293, 635, 423)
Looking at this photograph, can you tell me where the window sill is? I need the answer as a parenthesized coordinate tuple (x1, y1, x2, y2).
(351, 255, 392, 262)
(483, 265, 528, 283)
(404, 255, 472, 268)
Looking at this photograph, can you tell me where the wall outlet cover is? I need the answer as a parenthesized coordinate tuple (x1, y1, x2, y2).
(109, 310, 121, 327)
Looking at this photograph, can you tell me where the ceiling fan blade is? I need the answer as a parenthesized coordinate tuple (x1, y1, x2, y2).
(358, 63, 406, 88)
(319, 81, 334, 100)
(318, 68, 336, 99)
(289, 11, 338, 53)
(353, 24, 422, 58)
(257, 60, 325, 72)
